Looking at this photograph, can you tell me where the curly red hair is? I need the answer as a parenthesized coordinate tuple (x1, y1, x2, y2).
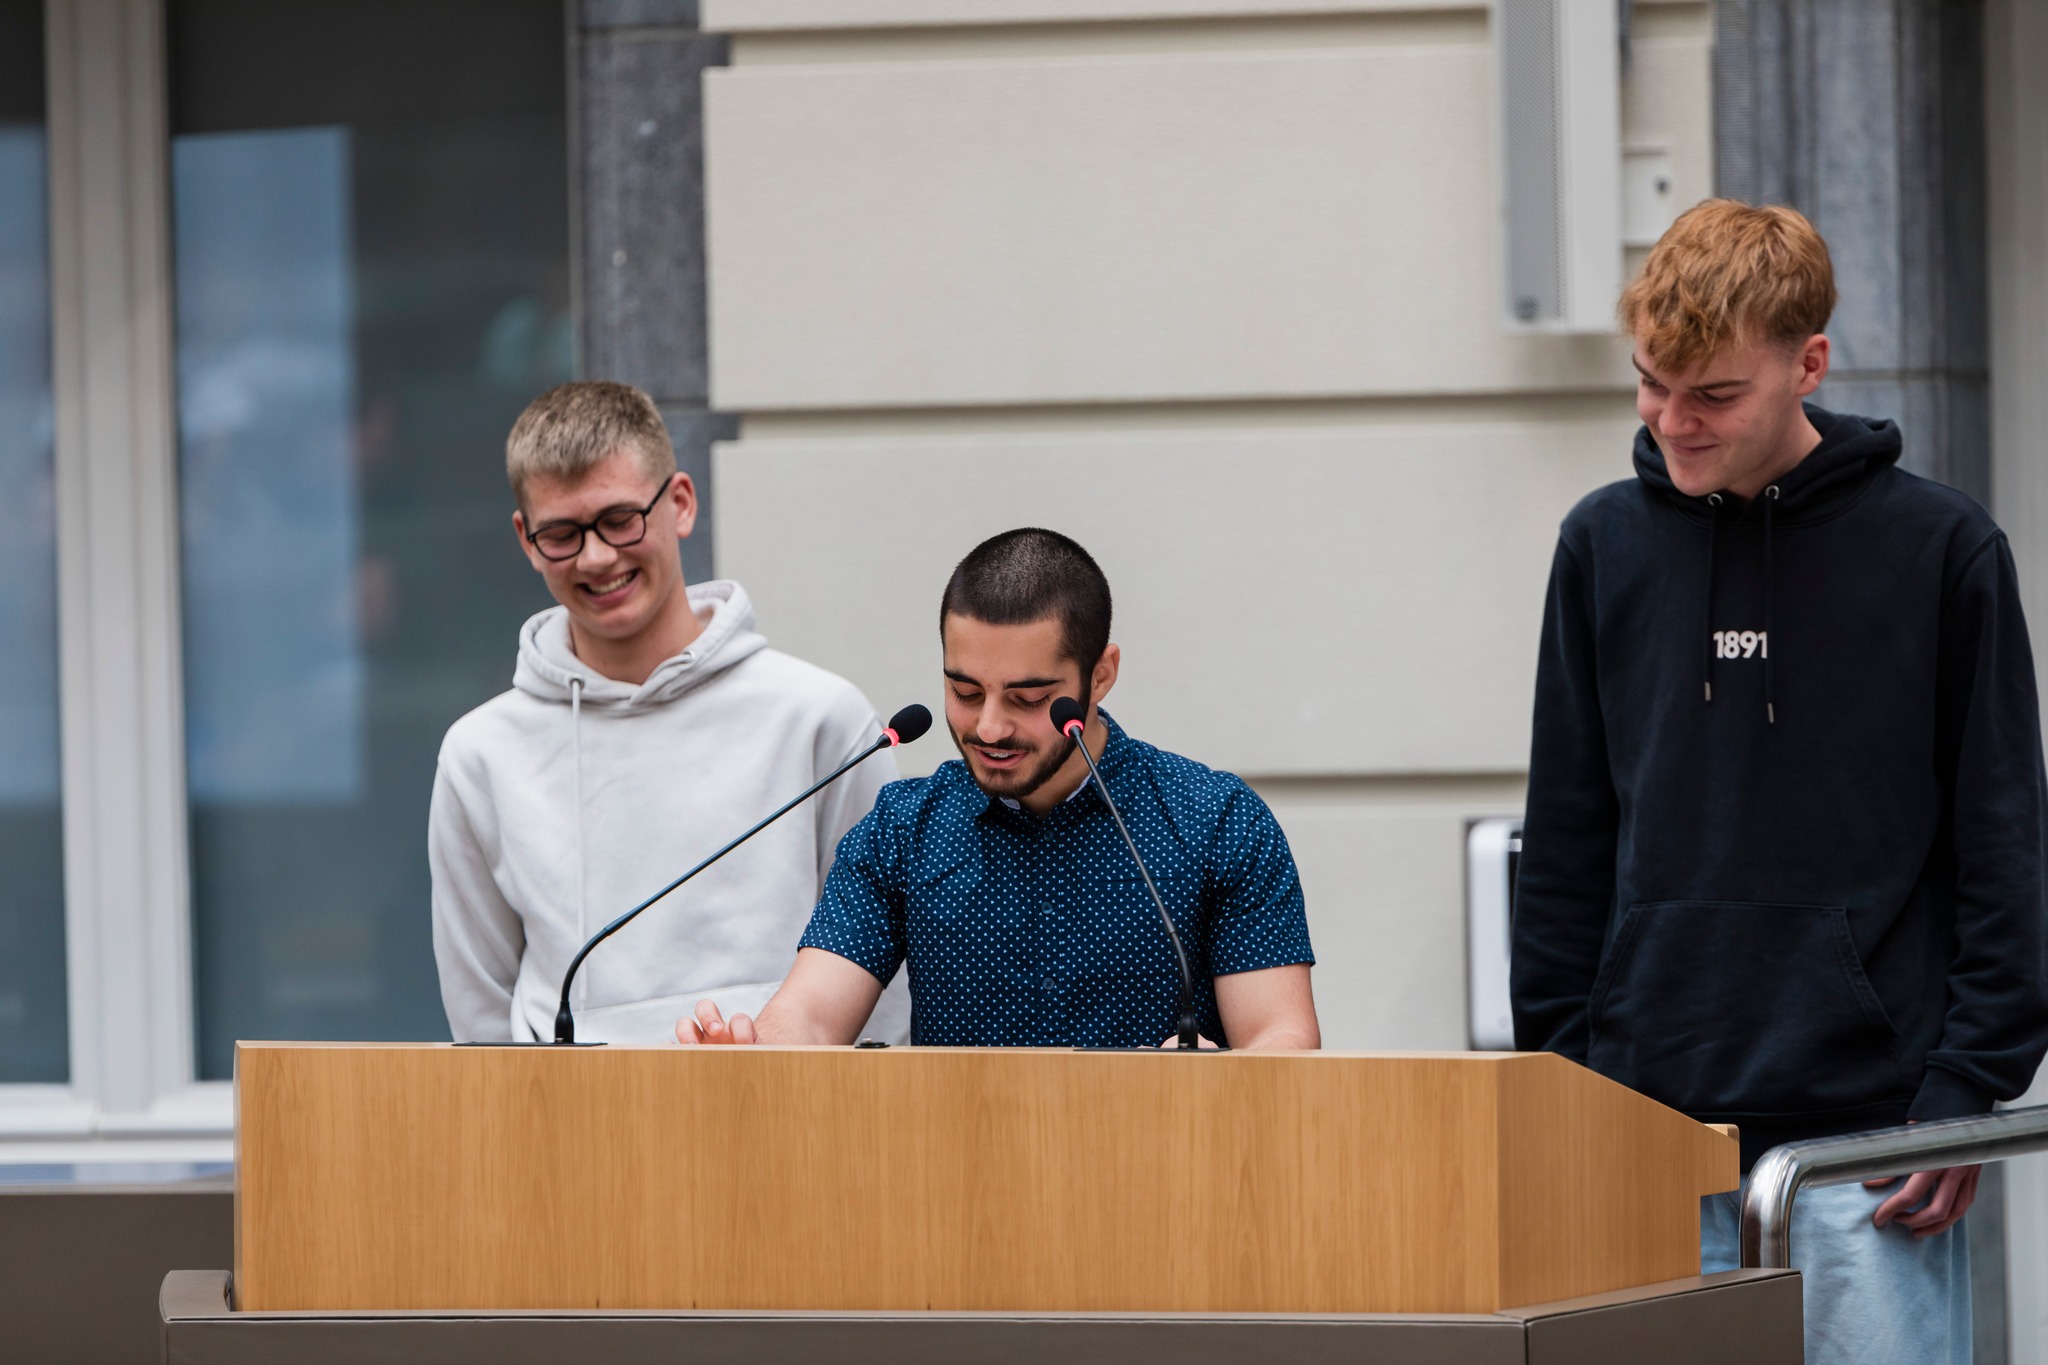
(1619, 199, 1836, 370)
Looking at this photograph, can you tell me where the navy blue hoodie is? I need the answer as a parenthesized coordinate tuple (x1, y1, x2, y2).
(1512, 406, 2048, 1169)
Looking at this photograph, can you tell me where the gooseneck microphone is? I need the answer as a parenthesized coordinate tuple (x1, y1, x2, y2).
(551, 702, 932, 1044)
(1050, 696, 1201, 1050)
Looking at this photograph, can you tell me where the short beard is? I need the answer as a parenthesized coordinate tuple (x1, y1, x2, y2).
(955, 682, 1092, 802)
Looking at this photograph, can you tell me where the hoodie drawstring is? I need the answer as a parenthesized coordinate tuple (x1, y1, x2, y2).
(570, 677, 587, 1011)
(1702, 494, 1722, 703)
(1763, 484, 1780, 725)
(1700, 488, 1780, 725)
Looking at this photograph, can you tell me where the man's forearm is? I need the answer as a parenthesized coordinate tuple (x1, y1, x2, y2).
(744, 947, 884, 1045)
(1213, 963, 1320, 1050)
(747, 993, 852, 1045)
(1230, 1020, 1321, 1050)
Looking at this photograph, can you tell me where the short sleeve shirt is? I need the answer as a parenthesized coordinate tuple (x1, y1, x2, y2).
(798, 712, 1314, 1046)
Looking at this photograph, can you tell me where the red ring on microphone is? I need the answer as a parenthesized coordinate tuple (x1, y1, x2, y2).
(883, 728, 902, 746)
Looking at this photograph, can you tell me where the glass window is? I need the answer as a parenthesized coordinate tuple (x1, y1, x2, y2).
(0, 0, 67, 1083)
(168, 0, 572, 1077)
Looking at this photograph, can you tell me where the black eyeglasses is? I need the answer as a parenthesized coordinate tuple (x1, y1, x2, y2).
(525, 478, 673, 562)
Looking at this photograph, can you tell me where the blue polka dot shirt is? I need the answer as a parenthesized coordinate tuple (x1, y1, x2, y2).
(799, 711, 1315, 1047)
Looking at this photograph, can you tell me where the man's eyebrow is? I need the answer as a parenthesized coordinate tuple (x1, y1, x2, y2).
(1631, 358, 1751, 393)
(941, 669, 1063, 691)
(535, 501, 641, 524)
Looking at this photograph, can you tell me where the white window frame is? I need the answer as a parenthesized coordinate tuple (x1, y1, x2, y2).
(0, 0, 231, 1164)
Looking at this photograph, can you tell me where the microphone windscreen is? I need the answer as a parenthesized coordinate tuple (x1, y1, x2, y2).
(1049, 696, 1085, 734)
(886, 703, 933, 745)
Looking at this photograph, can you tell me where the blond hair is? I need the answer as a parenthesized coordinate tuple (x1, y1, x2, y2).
(505, 381, 675, 502)
(1619, 199, 1837, 372)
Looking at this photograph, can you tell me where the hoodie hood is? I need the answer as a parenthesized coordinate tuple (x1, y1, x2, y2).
(1630, 405, 1904, 724)
(1632, 403, 1902, 524)
(512, 579, 769, 709)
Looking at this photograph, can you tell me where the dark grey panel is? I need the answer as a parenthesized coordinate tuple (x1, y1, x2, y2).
(1806, 0, 1902, 376)
(161, 1269, 1805, 1365)
(1521, 1272, 1802, 1365)
(1713, 0, 1800, 207)
(0, 1187, 232, 1365)
(580, 0, 699, 29)
(166, 1315, 1522, 1365)
(662, 404, 738, 581)
(1712, 0, 1990, 504)
(577, 28, 727, 404)
(1972, 1165, 2011, 1365)
(1497, 0, 1563, 324)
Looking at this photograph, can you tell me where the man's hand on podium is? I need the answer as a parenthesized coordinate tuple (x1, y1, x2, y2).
(677, 1001, 758, 1045)
(673, 948, 883, 1046)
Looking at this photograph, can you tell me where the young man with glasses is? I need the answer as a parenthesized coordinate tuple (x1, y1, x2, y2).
(429, 381, 909, 1043)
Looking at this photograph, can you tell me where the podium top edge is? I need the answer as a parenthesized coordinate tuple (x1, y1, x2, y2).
(231, 1043, 1540, 1060)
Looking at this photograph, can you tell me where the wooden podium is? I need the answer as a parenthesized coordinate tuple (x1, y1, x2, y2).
(232, 1043, 1739, 1316)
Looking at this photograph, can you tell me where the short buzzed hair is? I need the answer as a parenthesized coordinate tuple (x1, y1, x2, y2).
(1619, 199, 1837, 372)
(941, 528, 1113, 668)
(505, 381, 676, 502)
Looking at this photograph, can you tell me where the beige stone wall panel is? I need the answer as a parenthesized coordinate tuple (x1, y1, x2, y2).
(704, 43, 1641, 409)
(714, 419, 1633, 777)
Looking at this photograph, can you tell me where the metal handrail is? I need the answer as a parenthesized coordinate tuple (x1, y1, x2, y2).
(1741, 1104, 2048, 1268)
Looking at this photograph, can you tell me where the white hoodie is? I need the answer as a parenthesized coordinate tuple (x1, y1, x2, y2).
(428, 580, 908, 1043)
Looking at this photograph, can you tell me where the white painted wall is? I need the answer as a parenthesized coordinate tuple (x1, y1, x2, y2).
(701, 0, 1714, 1047)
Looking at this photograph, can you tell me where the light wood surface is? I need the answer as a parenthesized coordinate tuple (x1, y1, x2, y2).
(234, 1045, 1736, 1314)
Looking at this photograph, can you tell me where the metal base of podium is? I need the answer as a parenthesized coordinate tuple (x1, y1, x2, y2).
(161, 1269, 1800, 1364)
(3, 1181, 232, 1365)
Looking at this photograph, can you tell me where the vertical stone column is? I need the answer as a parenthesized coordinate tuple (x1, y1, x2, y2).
(575, 0, 735, 581)
(1719, 5, 2005, 1358)
(1987, 0, 2048, 1352)
(1713, 0, 1989, 502)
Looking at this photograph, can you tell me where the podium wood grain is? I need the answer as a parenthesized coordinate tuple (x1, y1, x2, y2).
(233, 1044, 1736, 1314)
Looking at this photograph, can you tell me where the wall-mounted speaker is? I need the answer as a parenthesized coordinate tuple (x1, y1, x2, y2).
(1466, 816, 1522, 1050)
(1495, 0, 1624, 332)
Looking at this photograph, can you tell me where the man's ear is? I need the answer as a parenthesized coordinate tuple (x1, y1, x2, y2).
(1089, 643, 1121, 710)
(666, 472, 699, 540)
(1793, 334, 1830, 398)
(512, 509, 547, 573)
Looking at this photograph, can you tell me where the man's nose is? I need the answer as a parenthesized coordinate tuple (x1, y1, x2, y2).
(576, 530, 622, 572)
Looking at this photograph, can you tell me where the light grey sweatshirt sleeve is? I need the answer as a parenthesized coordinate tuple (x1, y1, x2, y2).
(428, 755, 527, 1042)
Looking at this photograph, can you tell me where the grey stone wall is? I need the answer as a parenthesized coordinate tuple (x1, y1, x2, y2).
(575, 0, 735, 581)
(1714, 0, 1989, 503)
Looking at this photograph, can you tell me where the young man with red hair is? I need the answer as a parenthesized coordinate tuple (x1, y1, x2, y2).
(1512, 200, 2048, 1364)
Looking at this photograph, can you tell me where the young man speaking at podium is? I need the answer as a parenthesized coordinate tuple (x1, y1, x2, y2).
(678, 528, 1320, 1051)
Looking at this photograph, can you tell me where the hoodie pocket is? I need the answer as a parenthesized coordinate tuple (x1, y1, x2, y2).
(1587, 901, 1900, 1116)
